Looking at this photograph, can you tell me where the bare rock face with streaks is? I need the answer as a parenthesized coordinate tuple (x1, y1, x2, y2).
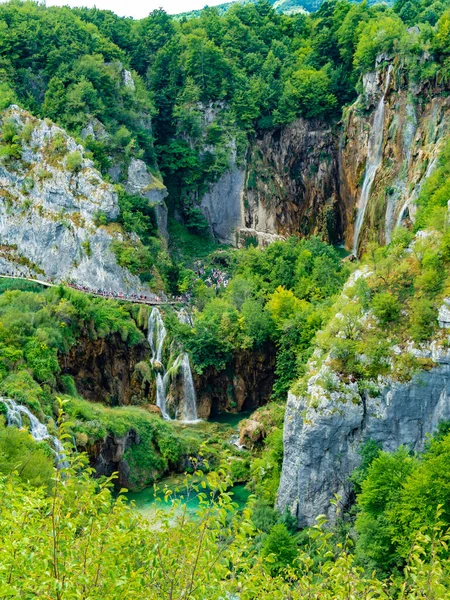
(277, 364, 450, 527)
(0, 106, 145, 292)
(340, 62, 450, 252)
(125, 158, 169, 240)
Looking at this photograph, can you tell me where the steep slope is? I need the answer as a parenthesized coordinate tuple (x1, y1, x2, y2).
(341, 62, 450, 254)
(277, 228, 450, 525)
(0, 107, 156, 292)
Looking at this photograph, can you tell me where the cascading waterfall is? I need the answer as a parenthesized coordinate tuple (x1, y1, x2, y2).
(0, 397, 66, 466)
(147, 307, 199, 423)
(352, 64, 393, 255)
(384, 102, 417, 243)
(148, 307, 170, 420)
(396, 156, 438, 229)
(176, 310, 199, 423)
(179, 353, 199, 423)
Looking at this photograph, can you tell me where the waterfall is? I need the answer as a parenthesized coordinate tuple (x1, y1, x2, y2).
(148, 307, 199, 423)
(148, 307, 170, 420)
(0, 397, 66, 466)
(396, 156, 438, 229)
(148, 307, 166, 366)
(385, 102, 417, 244)
(179, 353, 199, 423)
(352, 65, 393, 255)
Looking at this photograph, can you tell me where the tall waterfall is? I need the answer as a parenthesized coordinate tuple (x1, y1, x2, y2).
(179, 353, 199, 423)
(0, 397, 65, 465)
(352, 65, 393, 255)
(148, 307, 170, 420)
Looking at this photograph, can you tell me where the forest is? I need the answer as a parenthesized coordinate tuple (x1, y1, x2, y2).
(3, 0, 450, 597)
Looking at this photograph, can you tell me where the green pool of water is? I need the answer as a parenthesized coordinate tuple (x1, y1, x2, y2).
(209, 410, 253, 429)
(125, 475, 250, 521)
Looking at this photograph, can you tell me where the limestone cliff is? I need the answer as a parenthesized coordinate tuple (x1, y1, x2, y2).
(0, 107, 149, 291)
(278, 362, 450, 527)
(199, 118, 344, 248)
(340, 62, 450, 253)
(240, 119, 344, 247)
(277, 253, 450, 526)
(59, 332, 150, 406)
(198, 62, 450, 252)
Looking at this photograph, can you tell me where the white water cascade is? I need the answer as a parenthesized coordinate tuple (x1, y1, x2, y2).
(178, 353, 199, 423)
(352, 65, 393, 255)
(148, 307, 199, 423)
(148, 307, 170, 420)
(0, 397, 66, 465)
(396, 156, 438, 230)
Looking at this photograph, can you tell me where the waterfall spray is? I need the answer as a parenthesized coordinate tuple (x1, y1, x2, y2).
(353, 65, 393, 255)
(179, 353, 199, 423)
(148, 307, 170, 420)
(0, 397, 66, 466)
(147, 307, 200, 423)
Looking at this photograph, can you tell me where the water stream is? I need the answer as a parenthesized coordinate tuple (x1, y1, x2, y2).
(148, 307, 170, 419)
(353, 65, 393, 255)
(0, 397, 66, 466)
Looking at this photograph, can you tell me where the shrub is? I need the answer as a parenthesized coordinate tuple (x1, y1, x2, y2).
(66, 150, 83, 173)
(371, 292, 401, 325)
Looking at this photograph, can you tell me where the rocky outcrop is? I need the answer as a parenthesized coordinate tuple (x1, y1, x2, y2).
(91, 428, 142, 488)
(193, 345, 276, 419)
(125, 158, 169, 240)
(238, 418, 266, 448)
(0, 107, 146, 292)
(59, 333, 150, 406)
(277, 262, 450, 527)
(340, 62, 450, 252)
(240, 119, 344, 247)
(200, 162, 245, 245)
(196, 62, 450, 252)
(277, 361, 450, 527)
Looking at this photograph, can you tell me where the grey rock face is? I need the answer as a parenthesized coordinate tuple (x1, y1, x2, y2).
(241, 118, 343, 246)
(0, 107, 145, 292)
(439, 298, 450, 328)
(200, 165, 244, 245)
(277, 361, 450, 528)
(125, 158, 168, 239)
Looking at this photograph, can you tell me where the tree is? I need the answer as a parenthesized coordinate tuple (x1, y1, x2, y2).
(261, 523, 297, 576)
(355, 447, 416, 574)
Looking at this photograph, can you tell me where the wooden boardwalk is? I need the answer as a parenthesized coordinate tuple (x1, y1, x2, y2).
(0, 275, 185, 306)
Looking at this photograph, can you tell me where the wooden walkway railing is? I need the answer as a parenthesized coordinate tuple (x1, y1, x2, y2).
(0, 275, 185, 306)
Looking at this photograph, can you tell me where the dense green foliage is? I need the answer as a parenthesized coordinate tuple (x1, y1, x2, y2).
(0, 421, 54, 491)
(0, 284, 143, 414)
(3, 429, 450, 598)
(167, 236, 349, 398)
(3, 0, 450, 230)
(354, 430, 450, 578)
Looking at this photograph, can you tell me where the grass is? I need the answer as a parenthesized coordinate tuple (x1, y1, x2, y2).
(168, 218, 227, 267)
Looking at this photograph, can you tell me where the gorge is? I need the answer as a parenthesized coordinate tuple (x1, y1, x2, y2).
(3, 0, 450, 595)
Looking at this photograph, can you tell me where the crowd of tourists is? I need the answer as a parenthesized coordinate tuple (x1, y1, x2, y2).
(194, 264, 230, 291)
(0, 267, 190, 305)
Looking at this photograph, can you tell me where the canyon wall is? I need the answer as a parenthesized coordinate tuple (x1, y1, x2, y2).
(341, 64, 450, 252)
(0, 107, 150, 292)
(199, 62, 450, 253)
(277, 360, 450, 527)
